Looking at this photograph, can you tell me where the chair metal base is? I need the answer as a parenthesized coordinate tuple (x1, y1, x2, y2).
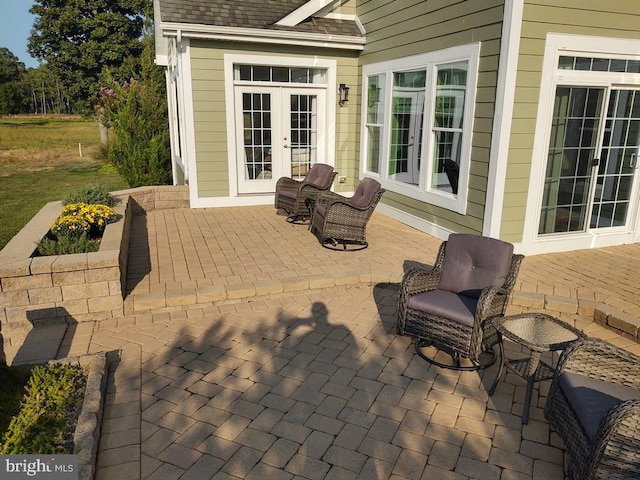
(321, 238, 368, 251)
(286, 215, 310, 225)
(415, 340, 497, 371)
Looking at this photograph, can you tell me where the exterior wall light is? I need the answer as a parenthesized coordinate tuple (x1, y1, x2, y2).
(339, 83, 350, 106)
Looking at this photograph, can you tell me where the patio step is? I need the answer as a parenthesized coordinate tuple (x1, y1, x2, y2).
(124, 269, 404, 314)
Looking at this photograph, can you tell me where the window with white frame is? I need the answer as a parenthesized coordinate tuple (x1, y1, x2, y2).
(361, 44, 479, 213)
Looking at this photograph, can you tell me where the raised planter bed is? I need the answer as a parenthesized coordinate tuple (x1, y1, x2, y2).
(0, 196, 131, 364)
(51, 352, 108, 480)
(0, 185, 189, 365)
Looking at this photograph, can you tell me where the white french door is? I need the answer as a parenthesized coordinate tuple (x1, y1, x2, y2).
(389, 89, 424, 184)
(235, 86, 325, 194)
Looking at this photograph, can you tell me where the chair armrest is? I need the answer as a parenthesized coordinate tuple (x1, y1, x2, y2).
(316, 190, 344, 205)
(276, 177, 303, 191)
(591, 399, 640, 475)
(476, 286, 510, 322)
(317, 191, 376, 212)
(557, 338, 640, 389)
(400, 267, 441, 297)
(299, 182, 329, 197)
(598, 398, 640, 438)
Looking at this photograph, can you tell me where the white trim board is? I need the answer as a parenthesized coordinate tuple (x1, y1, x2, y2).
(222, 54, 337, 202)
(483, 0, 524, 238)
(277, 0, 339, 27)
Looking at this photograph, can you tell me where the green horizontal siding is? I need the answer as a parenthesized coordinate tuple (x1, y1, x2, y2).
(501, 0, 640, 243)
(188, 40, 359, 199)
(190, 45, 228, 198)
(357, 0, 506, 235)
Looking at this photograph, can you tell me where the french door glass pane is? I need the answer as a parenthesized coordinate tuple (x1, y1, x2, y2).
(539, 87, 604, 234)
(591, 89, 640, 228)
(389, 70, 425, 184)
(242, 93, 272, 180)
(390, 96, 412, 176)
(290, 94, 317, 179)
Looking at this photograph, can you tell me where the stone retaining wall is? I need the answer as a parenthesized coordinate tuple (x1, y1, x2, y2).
(0, 186, 189, 357)
(508, 290, 640, 342)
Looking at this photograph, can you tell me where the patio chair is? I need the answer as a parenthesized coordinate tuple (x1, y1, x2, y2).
(275, 163, 337, 223)
(310, 177, 384, 251)
(397, 233, 524, 370)
(544, 338, 640, 480)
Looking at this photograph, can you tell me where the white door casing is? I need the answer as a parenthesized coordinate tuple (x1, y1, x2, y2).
(522, 33, 640, 254)
(234, 86, 326, 194)
(222, 54, 336, 203)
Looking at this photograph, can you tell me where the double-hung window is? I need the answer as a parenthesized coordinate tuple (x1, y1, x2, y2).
(361, 44, 479, 213)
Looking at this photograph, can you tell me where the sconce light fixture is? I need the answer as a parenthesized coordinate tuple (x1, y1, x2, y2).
(339, 83, 350, 106)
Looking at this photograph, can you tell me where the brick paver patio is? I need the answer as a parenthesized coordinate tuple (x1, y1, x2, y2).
(28, 205, 640, 479)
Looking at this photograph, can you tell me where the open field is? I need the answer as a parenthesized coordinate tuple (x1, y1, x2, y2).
(0, 116, 129, 250)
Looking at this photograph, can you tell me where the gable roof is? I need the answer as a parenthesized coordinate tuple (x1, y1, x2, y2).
(157, 0, 364, 40)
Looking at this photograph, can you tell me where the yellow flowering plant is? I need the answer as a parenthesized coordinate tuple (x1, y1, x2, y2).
(51, 203, 117, 240)
(50, 215, 91, 239)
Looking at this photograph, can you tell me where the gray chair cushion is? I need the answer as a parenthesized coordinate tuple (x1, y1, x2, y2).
(438, 234, 514, 298)
(560, 371, 640, 441)
(407, 290, 477, 327)
(351, 178, 381, 207)
(306, 164, 334, 188)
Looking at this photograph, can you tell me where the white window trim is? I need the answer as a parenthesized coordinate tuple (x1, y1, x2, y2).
(223, 54, 337, 200)
(360, 43, 480, 214)
(522, 33, 640, 254)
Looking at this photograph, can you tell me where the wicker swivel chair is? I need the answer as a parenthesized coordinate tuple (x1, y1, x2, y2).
(310, 177, 384, 251)
(397, 233, 524, 370)
(275, 164, 337, 223)
(545, 338, 640, 480)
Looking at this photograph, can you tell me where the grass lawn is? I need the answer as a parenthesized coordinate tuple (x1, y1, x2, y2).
(0, 115, 128, 442)
(0, 116, 129, 250)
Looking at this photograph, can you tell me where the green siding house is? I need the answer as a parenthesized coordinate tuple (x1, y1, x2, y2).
(154, 0, 640, 255)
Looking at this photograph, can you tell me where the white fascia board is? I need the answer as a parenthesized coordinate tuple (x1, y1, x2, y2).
(159, 22, 365, 51)
(155, 54, 169, 67)
(154, 0, 168, 63)
(277, 0, 336, 27)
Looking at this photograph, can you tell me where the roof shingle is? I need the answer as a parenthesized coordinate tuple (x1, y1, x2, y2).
(158, 0, 363, 38)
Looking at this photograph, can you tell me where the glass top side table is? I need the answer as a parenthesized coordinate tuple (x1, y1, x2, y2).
(488, 312, 586, 424)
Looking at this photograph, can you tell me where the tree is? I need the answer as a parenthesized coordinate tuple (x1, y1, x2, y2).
(28, 0, 149, 115)
(22, 66, 74, 115)
(0, 48, 28, 114)
(99, 32, 171, 187)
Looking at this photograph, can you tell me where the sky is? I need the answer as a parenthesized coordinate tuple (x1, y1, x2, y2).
(0, 0, 40, 68)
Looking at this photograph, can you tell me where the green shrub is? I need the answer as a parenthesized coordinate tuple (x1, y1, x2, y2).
(36, 233, 101, 255)
(63, 182, 116, 206)
(103, 79, 171, 187)
(99, 37, 171, 188)
(1, 364, 86, 454)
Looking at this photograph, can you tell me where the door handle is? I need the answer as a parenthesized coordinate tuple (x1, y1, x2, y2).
(631, 153, 638, 169)
(283, 144, 289, 149)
